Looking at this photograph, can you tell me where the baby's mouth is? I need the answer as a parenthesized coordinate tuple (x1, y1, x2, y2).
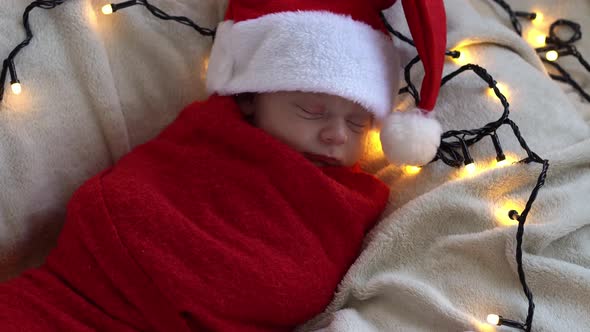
(303, 153, 342, 167)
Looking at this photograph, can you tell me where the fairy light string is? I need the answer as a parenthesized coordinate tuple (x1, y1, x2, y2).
(101, 0, 215, 37)
(382, 13, 551, 331)
(0, 0, 67, 102)
(491, 0, 590, 102)
(0, 0, 215, 103)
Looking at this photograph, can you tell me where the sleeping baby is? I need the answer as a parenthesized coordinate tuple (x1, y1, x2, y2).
(0, 0, 446, 331)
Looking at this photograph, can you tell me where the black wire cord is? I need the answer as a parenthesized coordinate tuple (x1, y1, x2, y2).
(382, 12, 549, 332)
(1, 0, 215, 103)
(114, 0, 216, 37)
(1, 1, 67, 102)
(490, 0, 590, 102)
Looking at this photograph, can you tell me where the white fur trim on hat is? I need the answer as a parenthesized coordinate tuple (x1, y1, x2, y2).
(380, 108, 442, 166)
(206, 11, 400, 118)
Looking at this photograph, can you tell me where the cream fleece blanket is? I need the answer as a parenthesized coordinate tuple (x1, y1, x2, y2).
(300, 0, 590, 331)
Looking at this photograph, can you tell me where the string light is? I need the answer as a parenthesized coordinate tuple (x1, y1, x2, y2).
(494, 1, 589, 102)
(545, 50, 559, 61)
(101, 4, 113, 15)
(490, 132, 506, 163)
(531, 12, 544, 25)
(1, 1, 68, 103)
(496, 158, 510, 168)
(11, 81, 21, 95)
(403, 165, 422, 175)
(1, 0, 216, 104)
(525, 29, 547, 47)
(100, 1, 139, 15)
(487, 313, 526, 329)
(99, 0, 215, 37)
(495, 201, 522, 226)
(487, 314, 500, 325)
(385, 16, 550, 330)
(453, 48, 473, 65)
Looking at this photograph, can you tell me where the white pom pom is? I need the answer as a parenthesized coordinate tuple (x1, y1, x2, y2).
(379, 108, 443, 166)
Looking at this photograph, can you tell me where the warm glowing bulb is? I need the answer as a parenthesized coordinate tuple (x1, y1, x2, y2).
(452, 48, 471, 65)
(526, 29, 547, 47)
(101, 4, 113, 15)
(403, 165, 422, 175)
(494, 201, 522, 226)
(546, 50, 559, 61)
(496, 159, 509, 167)
(364, 130, 384, 160)
(465, 163, 476, 174)
(11, 82, 22, 95)
(532, 12, 544, 24)
(487, 314, 500, 325)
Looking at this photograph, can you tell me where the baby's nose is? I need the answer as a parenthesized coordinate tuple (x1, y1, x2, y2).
(320, 122, 348, 145)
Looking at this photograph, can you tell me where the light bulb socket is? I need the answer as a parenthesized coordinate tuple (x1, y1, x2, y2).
(460, 140, 474, 166)
(7, 60, 18, 82)
(112, 0, 138, 12)
(490, 133, 505, 162)
(499, 317, 526, 329)
(515, 11, 536, 20)
(508, 210, 520, 221)
(449, 50, 460, 59)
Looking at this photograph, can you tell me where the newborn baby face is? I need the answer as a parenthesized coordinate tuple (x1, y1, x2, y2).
(240, 91, 373, 167)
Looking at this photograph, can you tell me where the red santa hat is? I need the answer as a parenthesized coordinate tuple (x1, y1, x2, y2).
(206, 0, 447, 166)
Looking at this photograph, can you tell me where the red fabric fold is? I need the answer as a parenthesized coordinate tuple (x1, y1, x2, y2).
(0, 95, 389, 331)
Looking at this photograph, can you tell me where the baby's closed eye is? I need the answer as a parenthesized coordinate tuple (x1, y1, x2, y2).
(294, 104, 325, 120)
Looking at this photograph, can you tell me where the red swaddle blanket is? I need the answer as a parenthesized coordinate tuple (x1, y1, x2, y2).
(0, 95, 389, 331)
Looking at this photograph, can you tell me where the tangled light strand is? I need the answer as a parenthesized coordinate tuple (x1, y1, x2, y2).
(382, 12, 549, 331)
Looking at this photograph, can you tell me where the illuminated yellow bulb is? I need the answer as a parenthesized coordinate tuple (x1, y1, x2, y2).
(364, 130, 384, 160)
(532, 12, 544, 25)
(525, 29, 547, 47)
(494, 201, 521, 226)
(495, 154, 516, 168)
(452, 49, 471, 65)
(11, 82, 22, 95)
(403, 165, 422, 175)
(545, 50, 559, 62)
(487, 314, 501, 325)
(465, 162, 476, 175)
(101, 4, 113, 15)
(496, 159, 510, 167)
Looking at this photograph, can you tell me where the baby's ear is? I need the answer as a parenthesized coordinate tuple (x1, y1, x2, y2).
(235, 93, 256, 115)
